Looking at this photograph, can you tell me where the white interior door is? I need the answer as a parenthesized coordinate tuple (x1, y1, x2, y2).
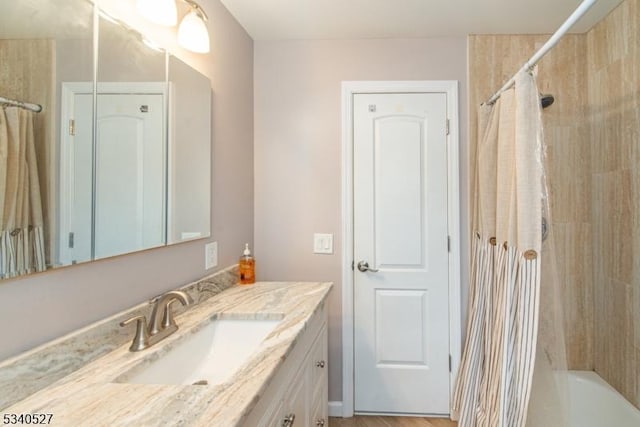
(353, 92, 450, 415)
(60, 85, 165, 263)
(95, 93, 165, 259)
(59, 93, 93, 265)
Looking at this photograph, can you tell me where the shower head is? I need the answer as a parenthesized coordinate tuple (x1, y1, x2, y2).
(541, 94, 555, 109)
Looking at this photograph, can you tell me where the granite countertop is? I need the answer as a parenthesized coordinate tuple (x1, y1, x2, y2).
(3, 281, 332, 426)
(0, 266, 242, 411)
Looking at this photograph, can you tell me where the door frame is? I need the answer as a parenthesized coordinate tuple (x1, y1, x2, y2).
(340, 81, 461, 417)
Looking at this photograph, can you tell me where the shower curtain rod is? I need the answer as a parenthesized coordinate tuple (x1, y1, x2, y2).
(484, 0, 597, 105)
(0, 95, 43, 113)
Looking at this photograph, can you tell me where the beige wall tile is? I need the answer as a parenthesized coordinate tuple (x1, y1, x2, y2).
(592, 171, 633, 285)
(636, 347, 640, 405)
(588, 0, 640, 409)
(594, 279, 636, 405)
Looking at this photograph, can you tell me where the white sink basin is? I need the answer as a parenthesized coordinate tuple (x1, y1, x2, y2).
(117, 318, 281, 386)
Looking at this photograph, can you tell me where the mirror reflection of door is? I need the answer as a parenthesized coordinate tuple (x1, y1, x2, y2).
(95, 92, 165, 259)
(60, 83, 166, 264)
(64, 92, 93, 265)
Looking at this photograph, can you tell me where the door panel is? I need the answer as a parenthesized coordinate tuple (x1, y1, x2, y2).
(375, 289, 429, 365)
(353, 92, 449, 415)
(95, 93, 164, 258)
(96, 114, 145, 257)
(375, 116, 427, 268)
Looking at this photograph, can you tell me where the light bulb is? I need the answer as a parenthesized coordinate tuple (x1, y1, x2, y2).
(137, 0, 177, 26)
(177, 9, 210, 53)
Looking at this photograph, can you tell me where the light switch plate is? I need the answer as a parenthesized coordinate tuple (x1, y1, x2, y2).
(205, 241, 218, 270)
(313, 233, 333, 254)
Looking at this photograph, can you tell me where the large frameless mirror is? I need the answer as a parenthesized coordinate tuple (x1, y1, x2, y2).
(0, 0, 211, 280)
(167, 54, 211, 244)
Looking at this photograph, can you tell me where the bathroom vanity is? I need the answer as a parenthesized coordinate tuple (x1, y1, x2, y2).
(1, 271, 332, 426)
(242, 297, 328, 427)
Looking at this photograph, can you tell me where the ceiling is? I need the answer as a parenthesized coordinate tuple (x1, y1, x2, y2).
(219, 0, 624, 41)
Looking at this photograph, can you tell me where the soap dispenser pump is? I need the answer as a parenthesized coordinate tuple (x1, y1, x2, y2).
(239, 243, 255, 285)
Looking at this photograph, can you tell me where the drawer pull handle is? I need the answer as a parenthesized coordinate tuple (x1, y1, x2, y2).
(316, 360, 326, 368)
(282, 413, 295, 427)
(316, 419, 326, 426)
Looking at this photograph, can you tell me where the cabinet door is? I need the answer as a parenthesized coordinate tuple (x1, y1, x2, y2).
(310, 327, 328, 427)
(263, 399, 284, 427)
(244, 303, 328, 427)
(282, 363, 307, 426)
(310, 380, 328, 427)
(310, 325, 328, 390)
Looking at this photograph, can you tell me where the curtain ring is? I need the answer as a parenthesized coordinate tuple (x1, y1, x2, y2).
(503, 241, 508, 250)
(524, 249, 538, 260)
(10, 228, 21, 236)
(489, 237, 497, 246)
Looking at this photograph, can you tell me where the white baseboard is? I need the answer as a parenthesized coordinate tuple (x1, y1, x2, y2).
(328, 401, 343, 417)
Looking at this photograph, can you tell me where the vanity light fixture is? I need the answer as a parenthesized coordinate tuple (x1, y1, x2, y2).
(137, 0, 210, 54)
(177, 1, 210, 53)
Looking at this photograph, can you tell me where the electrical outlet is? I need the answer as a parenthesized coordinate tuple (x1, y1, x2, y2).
(205, 241, 218, 270)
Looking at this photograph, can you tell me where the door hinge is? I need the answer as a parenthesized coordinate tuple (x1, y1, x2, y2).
(446, 119, 450, 136)
(69, 119, 76, 136)
(447, 235, 451, 252)
(449, 355, 452, 372)
(68, 232, 75, 248)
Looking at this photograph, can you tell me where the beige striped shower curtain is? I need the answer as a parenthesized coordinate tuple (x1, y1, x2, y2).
(0, 106, 46, 278)
(452, 69, 544, 427)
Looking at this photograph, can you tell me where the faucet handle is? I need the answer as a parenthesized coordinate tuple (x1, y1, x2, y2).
(148, 290, 193, 336)
(162, 299, 179, 329)
(120, 315, 149, 352)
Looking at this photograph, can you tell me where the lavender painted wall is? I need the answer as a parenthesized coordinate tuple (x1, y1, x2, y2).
(254, 37, 469, 402)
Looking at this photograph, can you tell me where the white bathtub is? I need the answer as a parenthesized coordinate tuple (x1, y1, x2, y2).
(568, 371, 640, 427)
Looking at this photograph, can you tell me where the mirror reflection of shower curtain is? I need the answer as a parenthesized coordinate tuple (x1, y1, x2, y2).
(0, 106, 46, 278)
(452, 69, 565, 427)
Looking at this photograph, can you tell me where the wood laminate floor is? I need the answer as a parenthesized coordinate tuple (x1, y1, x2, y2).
(329, 416, 458, 427)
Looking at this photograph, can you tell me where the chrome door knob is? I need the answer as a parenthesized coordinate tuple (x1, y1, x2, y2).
(357, 261, 379, 273)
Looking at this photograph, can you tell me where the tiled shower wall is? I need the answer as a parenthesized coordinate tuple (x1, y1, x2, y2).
(587, 0, 640, 409)
(469, 0, 639, 409)
(468, 34, 593, 371)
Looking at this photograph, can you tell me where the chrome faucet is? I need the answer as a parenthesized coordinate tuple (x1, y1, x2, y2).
(120, 290, 193, 352)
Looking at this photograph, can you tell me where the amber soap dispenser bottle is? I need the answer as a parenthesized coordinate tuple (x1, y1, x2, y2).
(239, 243, 256, 284)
